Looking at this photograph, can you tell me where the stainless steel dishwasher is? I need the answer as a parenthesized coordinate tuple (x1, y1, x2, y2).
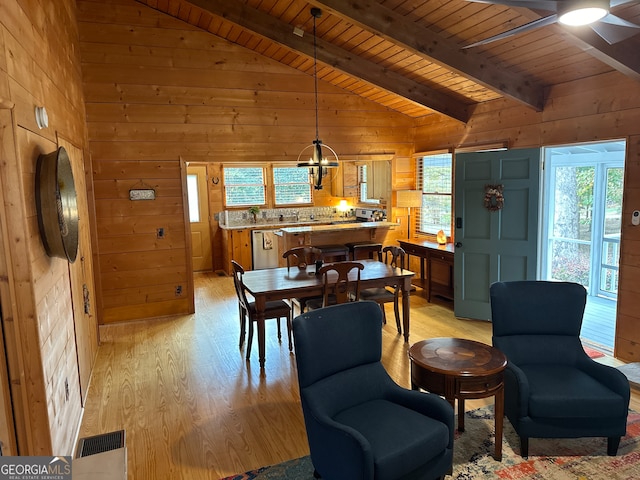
(251, 229, 280, 269)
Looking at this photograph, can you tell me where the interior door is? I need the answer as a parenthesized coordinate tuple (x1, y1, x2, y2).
(187, 165, 213, 272)
(58, 137, 98, 405)
(454, 148, 540, 320)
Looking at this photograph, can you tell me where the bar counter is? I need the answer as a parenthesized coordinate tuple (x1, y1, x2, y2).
(276, 221, 399, 264)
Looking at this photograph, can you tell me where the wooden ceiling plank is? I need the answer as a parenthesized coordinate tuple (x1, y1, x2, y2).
(338, 30, 376, 52)
(309, 0, 545, 110)
(168, 0, 181, 17)
(184, 0, 470, 122)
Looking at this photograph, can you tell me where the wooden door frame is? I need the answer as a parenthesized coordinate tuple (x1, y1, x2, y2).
(180, 158, 196, 314)
(0, 104, 26, 455)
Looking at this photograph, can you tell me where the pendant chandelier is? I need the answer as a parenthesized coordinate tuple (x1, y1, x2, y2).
(297, 7, 339, 190)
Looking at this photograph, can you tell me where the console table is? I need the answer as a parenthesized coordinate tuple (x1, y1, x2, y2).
(398, 238, 454, 303)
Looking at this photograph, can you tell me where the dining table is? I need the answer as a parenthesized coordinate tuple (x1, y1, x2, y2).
(241, 259, 415, 368)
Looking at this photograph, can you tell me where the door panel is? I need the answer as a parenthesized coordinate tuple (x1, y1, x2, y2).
(454, 148, 540, 320)
(58, 138, 99, 405)
(458, 251, 491, 315)
(191, 231, 203, 257)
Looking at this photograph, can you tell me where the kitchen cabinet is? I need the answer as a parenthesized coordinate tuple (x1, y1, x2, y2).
(366, 160, 391, 202)
(222, 228, 252, 274)
(331, 161, 358, 198)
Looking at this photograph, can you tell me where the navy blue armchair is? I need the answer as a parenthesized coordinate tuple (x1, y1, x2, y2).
(490, 281, 630, 457)
(293, 301, 453, 480)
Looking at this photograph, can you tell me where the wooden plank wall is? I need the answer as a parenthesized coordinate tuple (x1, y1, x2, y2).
(77, 0, 415, 315)
(93, 159, 195, 323)
(0, 0, 95, 455)
(413, 71, 640, 362)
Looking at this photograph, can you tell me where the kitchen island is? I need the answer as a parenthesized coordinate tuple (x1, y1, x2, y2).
(276, 221, 398, 265)
(219, 207, 396, 272)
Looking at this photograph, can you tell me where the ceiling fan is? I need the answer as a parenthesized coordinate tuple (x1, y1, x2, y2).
(463, 0, 640, 48)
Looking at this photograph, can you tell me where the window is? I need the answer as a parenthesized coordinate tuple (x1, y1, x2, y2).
(416, 153, 452, 236)
(359, 164, 368, 202)
(273, 167, 312, 205)
(223, 167, 266, 207)
(358, 164, 380, 204)
(186, 174, 200, 222)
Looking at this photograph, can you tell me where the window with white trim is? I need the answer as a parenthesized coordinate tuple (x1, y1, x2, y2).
(273, 167, 312, 205)
(358, 164, 380, 204)
(223, 167, 266, 207)
(416, 153, 453, 236)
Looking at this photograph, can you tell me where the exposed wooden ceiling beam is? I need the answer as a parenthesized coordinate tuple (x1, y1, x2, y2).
(309, 0, 546, 111)
(184, 0, 470, 123)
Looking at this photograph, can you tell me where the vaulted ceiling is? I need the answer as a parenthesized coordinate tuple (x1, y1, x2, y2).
(135, 0, 640, 123)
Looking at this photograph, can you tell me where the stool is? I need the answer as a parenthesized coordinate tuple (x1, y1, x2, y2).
(317, 244, 350, 263)
(346, 241, 383, 261)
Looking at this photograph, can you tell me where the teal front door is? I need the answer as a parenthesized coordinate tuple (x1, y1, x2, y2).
(454, 148, 541, 320)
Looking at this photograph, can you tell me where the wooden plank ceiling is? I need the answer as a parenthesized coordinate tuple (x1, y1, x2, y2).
(136, 0, 640, 122)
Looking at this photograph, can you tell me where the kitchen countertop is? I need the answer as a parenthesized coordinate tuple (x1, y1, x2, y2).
(219, 218, 349, 230)
(276, 221, 398, 234)
(220, 216, 398, 231)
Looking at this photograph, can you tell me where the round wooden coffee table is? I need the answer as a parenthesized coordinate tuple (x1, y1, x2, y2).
(408, 337, 507, 461)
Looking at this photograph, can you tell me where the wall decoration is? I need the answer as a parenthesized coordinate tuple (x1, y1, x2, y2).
(484, 184, 504, 211)
(35, 146, 79, 262)
(129, 180, 156, 200)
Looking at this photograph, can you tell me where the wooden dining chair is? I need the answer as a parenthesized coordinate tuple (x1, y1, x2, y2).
(282, 246, 323, 314)
(231, 260, 293, 359)
(306, 261, 365, 310)
(358, 246, 406, 333)
(283, 246, 323, 272)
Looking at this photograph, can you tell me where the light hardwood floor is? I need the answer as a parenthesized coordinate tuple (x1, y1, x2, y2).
(78, 272, 640, 479)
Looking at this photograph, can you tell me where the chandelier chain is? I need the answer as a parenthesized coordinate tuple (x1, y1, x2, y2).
(313, 13, 319, 142)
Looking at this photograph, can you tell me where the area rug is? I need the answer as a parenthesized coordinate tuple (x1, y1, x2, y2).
(583, 345, 605, 359)
(220, 405, 640, 479)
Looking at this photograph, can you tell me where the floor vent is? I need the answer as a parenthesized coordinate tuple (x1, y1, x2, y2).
(76, 430, 125, 458)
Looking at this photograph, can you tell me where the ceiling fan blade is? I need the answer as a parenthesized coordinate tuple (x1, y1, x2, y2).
(599, 13, 640, 28)
(589, 14, 640, 43)
(463, 14, 558, 48)
(466, 0, 558, 9)
(610, 0, 638, 7)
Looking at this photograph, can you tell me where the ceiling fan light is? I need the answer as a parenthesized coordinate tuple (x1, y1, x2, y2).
(559, 7, 607, 26)
(559, 0, 609, 27)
